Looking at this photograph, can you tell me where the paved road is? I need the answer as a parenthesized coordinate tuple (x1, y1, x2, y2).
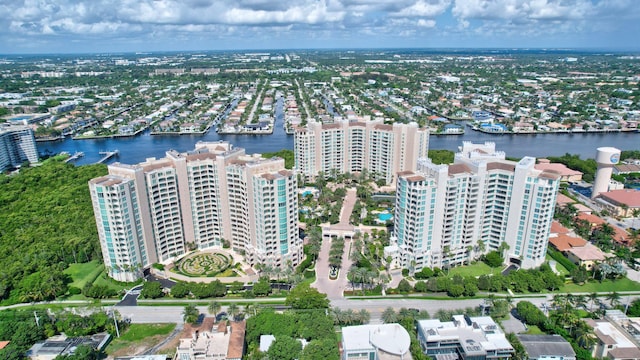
(312, 188, 357, 299)
(3, 293, 639, 326)
(109, 294, 638, 324)
(312, 234, 341, 298)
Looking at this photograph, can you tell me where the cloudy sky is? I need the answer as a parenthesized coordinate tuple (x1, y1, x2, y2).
(1, 0, 639, 54)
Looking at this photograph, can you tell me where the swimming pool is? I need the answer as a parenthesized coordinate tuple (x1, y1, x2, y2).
(378, 212, 393, 221)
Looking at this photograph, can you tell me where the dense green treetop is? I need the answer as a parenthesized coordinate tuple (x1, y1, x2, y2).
(428, 150, 454, 165)
(546, 153, 597, 182)
(0, 160, 107, 304)
(245, 309, 337, 359)
(261, 149, 294, 169)
(285, 283, 330, 309)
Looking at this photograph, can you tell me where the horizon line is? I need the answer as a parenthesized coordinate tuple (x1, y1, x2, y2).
(3, 46, 640, 57)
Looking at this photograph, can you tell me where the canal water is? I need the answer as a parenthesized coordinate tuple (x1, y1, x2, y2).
(39, 119, 639, 166)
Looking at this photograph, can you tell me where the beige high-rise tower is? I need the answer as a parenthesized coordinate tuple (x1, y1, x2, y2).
(89, 142, 301, 281)
(293, 119, 429, 185)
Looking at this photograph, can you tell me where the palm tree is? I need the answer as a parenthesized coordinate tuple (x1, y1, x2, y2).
(227, 303, 239, 321)
(576, 328, 596, 350)
(208, 301, 221, 322)
(183, 304, 200, 324)
(476, 239, 486, 257)
(632, 209, 640, 230)
(588, 293, 599, 312)
(381, 307, 397, 324)
(574, 295, 587, 310)
(607, 292, 621, 308)
(358, 309, 370, 324)
(243, 304, 257, 318)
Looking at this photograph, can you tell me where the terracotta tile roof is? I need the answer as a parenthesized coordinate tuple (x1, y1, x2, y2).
(549, 234, 587, 252)
(534, 163, 583, 176)
(322, 123, 342, 130)
(373, 124, 393, 131)
(448, 163, 472, 176)
(576, 213, 606, 226)
(613, 226, 630, 245)
(567, 244, 607, 261)
(599, 189, 640, 208)
(406, 175, 426, 182)
(573, 204, 592, 213)
(487, 162, 515, 172)
(539, 170, 561, 180)
(0, 341, 9, 350)
(555, 193, 575, 206)
(185, 152, 217, 161)
(550, 221, 571, 235)
(227, 321, 246, 359)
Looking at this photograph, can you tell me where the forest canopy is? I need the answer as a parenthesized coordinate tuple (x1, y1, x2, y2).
(0, 160, 107, 304)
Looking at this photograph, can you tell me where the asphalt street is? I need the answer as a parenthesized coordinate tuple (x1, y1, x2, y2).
(110, 294, 640, 325)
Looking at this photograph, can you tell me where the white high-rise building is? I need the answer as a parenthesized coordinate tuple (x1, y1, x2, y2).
(294, 119, 429, 184)
(89, 142, 301, 281)
(0, 124, 38, 171)
(389, 142, 560, 272)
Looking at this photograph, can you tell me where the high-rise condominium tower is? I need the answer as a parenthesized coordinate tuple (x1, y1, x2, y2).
(294, 119, 429, 185)
(390, 142, 560, 272)
(89, 142, 300, 281)
(0, 124, 38, 171)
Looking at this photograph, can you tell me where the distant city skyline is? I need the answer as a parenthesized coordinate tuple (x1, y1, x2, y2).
(1, 0, 640, 54)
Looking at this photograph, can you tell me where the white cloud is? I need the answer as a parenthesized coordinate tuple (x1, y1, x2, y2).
(392, 0, 451, 17)
(417, 19, 437, 27)
(0, 0, 638, 52)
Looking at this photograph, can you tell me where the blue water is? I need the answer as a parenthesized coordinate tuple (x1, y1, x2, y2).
(38, 117, 640, 166)
(378, 213, 393, 221)
(302, 191, 313, 197)
(10, 115, 33, 121)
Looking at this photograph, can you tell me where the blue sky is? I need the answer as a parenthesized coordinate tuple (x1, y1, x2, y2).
(1, 0, 639, 54)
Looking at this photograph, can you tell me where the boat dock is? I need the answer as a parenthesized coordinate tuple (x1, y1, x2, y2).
(64, 151, 84, 163)
(97, 150, 119, 164)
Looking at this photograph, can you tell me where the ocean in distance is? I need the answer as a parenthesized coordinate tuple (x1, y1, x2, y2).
(39, 129, 640, 166)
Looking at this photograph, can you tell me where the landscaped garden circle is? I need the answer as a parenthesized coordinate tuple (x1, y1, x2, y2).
(176, 252, 232, 277)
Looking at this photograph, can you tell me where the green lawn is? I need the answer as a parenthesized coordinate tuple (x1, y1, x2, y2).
(545, 255, 569, 276)
(92, 271, 139, 293)
(107, 323, 176, 354)
(449, 262, 496, 277)
(561, 278, 640, 293)
(64, 261, 104, 289)
(525, 325, 545, 335)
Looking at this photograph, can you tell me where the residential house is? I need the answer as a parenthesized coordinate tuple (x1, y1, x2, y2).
(517, 335, 576, 360)
(27, 333, 110, 360)
(595, 189, 640, 218)
(535, 159, 584, 182)
(341, 324, 412, 360)
(416, 315, 514, 360)
(175, 319, 245, 360)
(587, 311, 640, 360)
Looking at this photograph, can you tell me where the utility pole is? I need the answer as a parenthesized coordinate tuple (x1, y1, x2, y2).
(111, 308, 120, 338)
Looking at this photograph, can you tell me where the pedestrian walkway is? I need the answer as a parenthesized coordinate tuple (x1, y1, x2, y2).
(312, 188, 358, 299)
